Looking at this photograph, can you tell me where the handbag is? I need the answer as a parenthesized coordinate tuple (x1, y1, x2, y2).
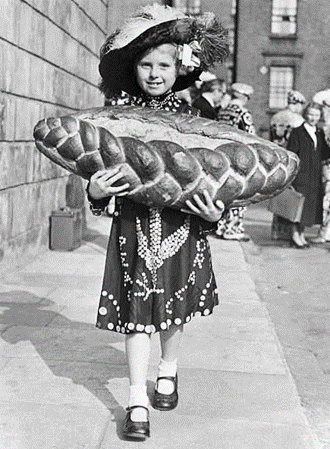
(268, 187, 305, 223)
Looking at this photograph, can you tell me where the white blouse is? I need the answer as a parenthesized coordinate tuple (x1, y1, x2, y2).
(304, 122, 318, 148)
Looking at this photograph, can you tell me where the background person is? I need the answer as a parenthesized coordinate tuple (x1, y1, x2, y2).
(269, 90, 306, 241)
(270, 90, 306, 147)
(287, 102, 330, 248)
(192, 77, 226, 120)
(216, 82, 255, 241)
(312, 89, 330, 242)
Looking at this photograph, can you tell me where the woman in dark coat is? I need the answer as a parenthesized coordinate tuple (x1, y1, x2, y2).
(287, 102, 330, 247)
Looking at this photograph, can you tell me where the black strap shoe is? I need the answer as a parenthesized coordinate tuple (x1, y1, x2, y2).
(122, 406, 150, 440)
(153, 375, 178, 411)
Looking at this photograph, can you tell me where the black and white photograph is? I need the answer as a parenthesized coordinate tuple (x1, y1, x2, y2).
(1, 0, 330, 447)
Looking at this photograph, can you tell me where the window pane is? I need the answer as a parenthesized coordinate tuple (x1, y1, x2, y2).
(269, 66, 294, 109)
(172, 0, 201, 15)
(271, 0, 297, 35)
(189, 0, 201, 15)
(172, 0, 187, 13)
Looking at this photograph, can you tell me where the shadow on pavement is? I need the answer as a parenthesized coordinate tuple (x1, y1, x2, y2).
(0, 289, 141, 440)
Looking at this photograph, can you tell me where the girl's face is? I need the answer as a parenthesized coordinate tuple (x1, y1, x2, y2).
(305, 108, 321, 126)
(135, 44, 178, 96)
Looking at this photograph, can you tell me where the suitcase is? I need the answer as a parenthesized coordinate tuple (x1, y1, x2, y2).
(268, 188, 305, 223)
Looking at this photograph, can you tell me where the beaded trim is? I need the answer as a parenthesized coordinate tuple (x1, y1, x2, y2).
(136, 208, 190, 286)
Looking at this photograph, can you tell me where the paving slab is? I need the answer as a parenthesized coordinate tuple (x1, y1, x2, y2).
(0, 326, 125, 363)
(0, 402, 109, 449)
(0, 285, 54, 301)
(101, 413, 320, 449)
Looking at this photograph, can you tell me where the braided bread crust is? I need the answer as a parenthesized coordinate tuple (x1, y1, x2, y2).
(33, 105, 300, 208)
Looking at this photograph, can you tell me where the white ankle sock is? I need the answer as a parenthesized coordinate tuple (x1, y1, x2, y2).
(158, 358, 177, 378)
(128, 385, 149, 422)
(156, 359, 177, 394)
(128, 385, 149, 408)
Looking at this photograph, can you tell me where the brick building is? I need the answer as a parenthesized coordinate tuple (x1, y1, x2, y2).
(0, 0, 158, 272)
(234, 0, 330, 138)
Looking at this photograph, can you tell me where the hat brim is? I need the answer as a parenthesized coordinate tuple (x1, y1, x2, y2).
(99, 19, 204, 96)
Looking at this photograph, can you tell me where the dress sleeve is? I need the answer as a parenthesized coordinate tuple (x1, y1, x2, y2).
(86, 182, 111, 216)
(198, 218, 219, 234)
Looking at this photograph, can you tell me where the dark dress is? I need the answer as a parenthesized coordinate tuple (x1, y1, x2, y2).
(192, 96, 217, 120)
(90, 92, 219, 335)
(287, 123, 330, 227)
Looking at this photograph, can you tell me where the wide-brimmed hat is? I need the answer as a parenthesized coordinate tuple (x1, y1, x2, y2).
(99, 4, 229, 96)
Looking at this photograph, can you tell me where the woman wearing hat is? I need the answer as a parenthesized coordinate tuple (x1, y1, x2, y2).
(87, 4, 228, 440)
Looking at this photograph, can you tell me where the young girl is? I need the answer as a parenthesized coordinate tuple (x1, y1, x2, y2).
(87, 4, 228, 440)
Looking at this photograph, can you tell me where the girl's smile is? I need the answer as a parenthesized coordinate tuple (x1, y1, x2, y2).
(135, 44, 178, 97)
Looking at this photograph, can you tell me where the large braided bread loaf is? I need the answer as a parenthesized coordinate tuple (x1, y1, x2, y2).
(33, 105, 300, 209)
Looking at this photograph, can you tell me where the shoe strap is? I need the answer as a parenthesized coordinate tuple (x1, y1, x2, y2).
(157, 375, 176, 381)
(127, 405, 149, 415)
(155, 375, 177, 389)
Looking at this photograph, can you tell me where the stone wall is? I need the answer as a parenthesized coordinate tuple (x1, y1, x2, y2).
(0, 0, 108, 271)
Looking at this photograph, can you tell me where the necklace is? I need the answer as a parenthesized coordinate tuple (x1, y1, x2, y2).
(131, 91, 182, 111)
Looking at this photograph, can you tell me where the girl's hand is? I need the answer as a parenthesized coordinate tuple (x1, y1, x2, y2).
(88, 168, 130, 200)
(181, 190, 225, 222)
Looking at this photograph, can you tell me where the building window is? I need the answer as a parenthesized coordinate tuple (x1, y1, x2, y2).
(172, 0, 201, 15)
(231, 0, 237, 16)
(269, 66, 294, 109)
(271, 0, 298, 35)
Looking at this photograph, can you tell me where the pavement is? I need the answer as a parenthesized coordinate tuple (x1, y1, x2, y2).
(0, 210, 323, 449)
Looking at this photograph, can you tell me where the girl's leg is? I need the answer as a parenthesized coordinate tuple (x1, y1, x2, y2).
(125, 332, 151, 421)
(157, 324, 183, 394)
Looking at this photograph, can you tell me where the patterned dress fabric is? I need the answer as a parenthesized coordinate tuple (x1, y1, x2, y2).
(217, 103, 256, 134)
(91, 92, 218, 334)
(216, 102, 256, 238)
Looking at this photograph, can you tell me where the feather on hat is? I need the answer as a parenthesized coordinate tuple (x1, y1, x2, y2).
(99, 3, 229, 96)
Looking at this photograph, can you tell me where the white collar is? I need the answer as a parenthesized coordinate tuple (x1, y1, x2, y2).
(304, 122, 318, 147)
(304, 122, 317, 133)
